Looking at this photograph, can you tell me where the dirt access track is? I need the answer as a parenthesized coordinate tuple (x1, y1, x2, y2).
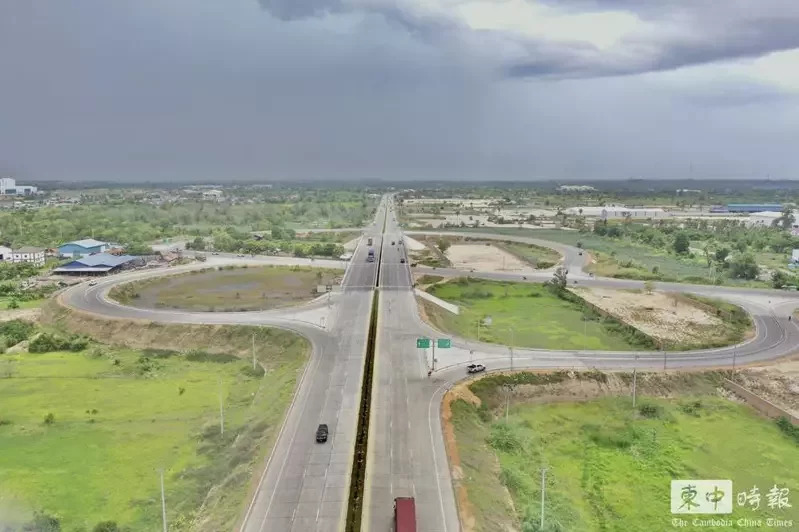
(572, 286, 739, 346)
(445, 244, 536, 273)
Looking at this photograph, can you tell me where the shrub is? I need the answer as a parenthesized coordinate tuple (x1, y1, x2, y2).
(0, 319, 35, 346)
(680, 400, 703, 416)
(638, 402, 663, 418)
(29, 332, 88, 353)
(776, 416, 799, 445)
(22, 511, 61, 531)
(93, 521, 119, 532)
(488, 422, 525, 453)
(43, 413, 55, 425)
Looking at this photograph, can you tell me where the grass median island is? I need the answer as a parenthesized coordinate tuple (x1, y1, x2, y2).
(2, 307, 309, 531)
(422, 278, 652, 351)
(110, 265, 339, 312)
(495, 241, 560, 269)
(449, 372, 799, 531)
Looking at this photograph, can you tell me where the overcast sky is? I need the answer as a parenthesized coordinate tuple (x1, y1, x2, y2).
(1, 0, 798, 182)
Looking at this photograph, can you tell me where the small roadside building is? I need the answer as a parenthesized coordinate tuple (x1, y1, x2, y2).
(52, 253, 141, 276)
(58, 239, 111, 257)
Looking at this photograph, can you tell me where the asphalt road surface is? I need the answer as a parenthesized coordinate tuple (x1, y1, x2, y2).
(58, 196, 799, 532)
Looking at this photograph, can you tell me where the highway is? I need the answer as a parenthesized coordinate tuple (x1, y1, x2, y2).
(57, 195, 799, 532)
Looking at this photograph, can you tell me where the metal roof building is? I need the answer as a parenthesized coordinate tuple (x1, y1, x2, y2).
(53, 253, 140, 275)
(58, 238, 111, 257)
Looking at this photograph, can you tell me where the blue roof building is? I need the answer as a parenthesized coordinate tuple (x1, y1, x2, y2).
(58, 238, 111, 257)
(53, 253, 140, 275)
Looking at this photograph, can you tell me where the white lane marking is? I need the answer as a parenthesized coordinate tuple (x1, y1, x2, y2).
(428, 381, 451, 532)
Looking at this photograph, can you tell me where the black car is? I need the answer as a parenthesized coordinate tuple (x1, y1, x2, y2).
(466, 363, 486, 374)
(392, 241, 395, 245)
(316, 424, 329, 443)
(400, 257, 406, 263)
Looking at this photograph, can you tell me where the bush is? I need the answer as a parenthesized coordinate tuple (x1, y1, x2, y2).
(0, 319, 35, 346)
(43, 413, 55, 425)
(29, 332, 89, 353)
(488, 422, 525, 453)
(93, 521, 119, 532)
(680, 400, 703, 416)
(22, 511, 61, 531)
(776, 416, 799, 445)
(638, 402, 663, 418)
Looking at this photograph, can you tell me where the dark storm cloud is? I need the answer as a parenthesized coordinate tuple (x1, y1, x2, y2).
(0, 0, 798, 182)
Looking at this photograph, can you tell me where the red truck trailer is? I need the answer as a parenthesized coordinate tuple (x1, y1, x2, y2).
(394, 497, 416, 532)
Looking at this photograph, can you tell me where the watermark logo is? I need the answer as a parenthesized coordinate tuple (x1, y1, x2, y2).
(671, 480, 733, 514)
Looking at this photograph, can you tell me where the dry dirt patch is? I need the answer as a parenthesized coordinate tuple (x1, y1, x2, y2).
(573, 287, 724, 345)
(445, 244, 534, 273)
(740, 355, 799, 418)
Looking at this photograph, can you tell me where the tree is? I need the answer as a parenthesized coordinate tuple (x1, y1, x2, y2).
(673, 232, 690, 254)
(728, 253, 759, 280)
(771, 270, 789, 289)
(549, 267, 568, 291)
(93, 522, 119, 532)
(436, 239, 451, 252)
(643, 280, 655, 294)
(714, 247, 730, 265)
(775, 205, 796, 230)
(186, 236, 205, 251)
(124, 242, 152, 255)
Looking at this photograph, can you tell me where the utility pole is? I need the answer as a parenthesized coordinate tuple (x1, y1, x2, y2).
(252, 333, 256, 371)
(477, 319, 481, 342)
(584, 317, 588, 350)
(219, 379, 225, 436)
(632, 355, 638, 408)
(159, 469, 167, 532)
(432, 341, 436, 371)
(540, 468, 547, 530)
(732, 344, 737, 371)
(505, 386, 510, 422)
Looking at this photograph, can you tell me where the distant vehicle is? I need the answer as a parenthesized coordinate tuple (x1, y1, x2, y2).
(394, 497, 416, 532)
(316, 423, 328, 443)
(391, 240, 395, 245)
(367, 237, 373, 246)
(212, 252, 220, 255)
(88, 280, 98, 286)
(367, 248, 375, 262)
(237, 254, 245, 257)
(466, 363, 486, 374)
(400, 257, 406, 263)
(578, 251, 583, 256)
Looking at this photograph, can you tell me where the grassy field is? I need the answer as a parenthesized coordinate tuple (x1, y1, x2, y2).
(110, 265, 339, 311)
(423, 279, 650, 351)
(0, 296, 43, 310)
(438, 227, 745, 284)
(451, 373, 799, 531)
(4, 308, 309, 531)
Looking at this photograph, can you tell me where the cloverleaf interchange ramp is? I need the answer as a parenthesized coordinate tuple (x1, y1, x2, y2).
(57, 197, 799, 532)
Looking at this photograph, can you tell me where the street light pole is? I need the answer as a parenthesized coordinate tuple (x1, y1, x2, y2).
(219, 379, 224, 436)
(159, 469, 167, 532)
(252, 333, 256, 371)
(540, 468, 547, 530)
(632, 355, 638, 408)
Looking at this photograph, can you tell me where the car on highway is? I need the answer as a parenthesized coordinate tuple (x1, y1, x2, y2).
(212, 251, 219, 255)
(316, 423, 329, 443)
(400, 257, 406, 263)
(466, 363, 486, 374)
(578, 251, 583, 256)
(88, 280, 98, 287)
(236, 253, 245, 257)
(392, 240, 395, 245)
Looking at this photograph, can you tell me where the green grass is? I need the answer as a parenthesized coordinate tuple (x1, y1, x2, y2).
(0, 337, 307, 530)
(0, 296, 44, 310)
(110, 265, 338, 312)
(452, 385, 799, 531)
(424, 279, 649, 350)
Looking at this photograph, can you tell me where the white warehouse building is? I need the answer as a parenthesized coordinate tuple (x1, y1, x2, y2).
(0, 177, 38, 195)
(564, 206, 668, 219)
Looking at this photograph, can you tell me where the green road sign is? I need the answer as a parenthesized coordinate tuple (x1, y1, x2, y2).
(437, 338, 451, 349)
(416, 338, 430, 349)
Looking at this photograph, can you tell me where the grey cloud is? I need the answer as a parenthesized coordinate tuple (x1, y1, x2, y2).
(257, 0, 344, 20)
